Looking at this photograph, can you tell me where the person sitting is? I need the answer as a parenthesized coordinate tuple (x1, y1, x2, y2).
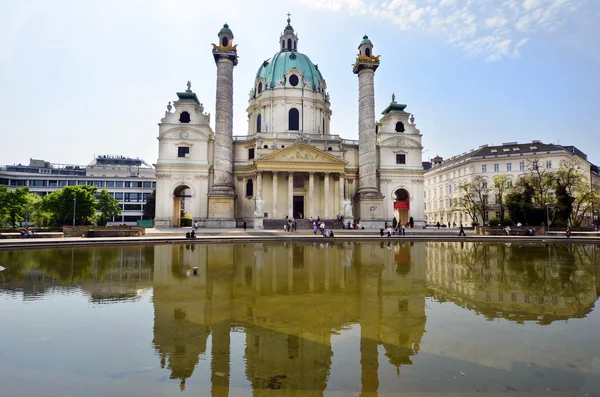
(504, 225, 511, 235)
(190, 230, 196, 238)
(185, 231, 191, 238)
(329, 230, 335, 238)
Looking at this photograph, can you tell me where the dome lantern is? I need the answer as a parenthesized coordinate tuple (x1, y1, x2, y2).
(279, 13, 298, 52)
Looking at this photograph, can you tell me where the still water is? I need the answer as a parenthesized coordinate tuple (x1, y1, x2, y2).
(1, 242, 600, 396)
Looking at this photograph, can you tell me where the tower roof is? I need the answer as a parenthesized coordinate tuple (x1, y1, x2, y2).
(219, 23, 233, 36)
(359, 35, 372, 48)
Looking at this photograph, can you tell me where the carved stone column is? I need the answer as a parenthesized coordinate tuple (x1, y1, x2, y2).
(339, 174, 345, 215)
(308, 172, 315, 218)
(272, 171, 278, 218)
(324, 172, 330, 218)
(288, 172, 294, 219)
(256, 171, 262, 198)
(207, 24, 239, 227)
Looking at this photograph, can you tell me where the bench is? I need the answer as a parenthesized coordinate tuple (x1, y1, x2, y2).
(0, 232, 64, 239)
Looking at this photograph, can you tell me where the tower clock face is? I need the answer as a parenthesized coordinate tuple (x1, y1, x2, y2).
(179, 131, 189, 139)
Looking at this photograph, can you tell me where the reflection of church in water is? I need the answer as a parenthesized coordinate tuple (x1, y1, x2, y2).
(149, 242, 599, 394)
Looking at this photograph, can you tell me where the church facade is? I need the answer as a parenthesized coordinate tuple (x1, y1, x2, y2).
(154, 19, 425, 228)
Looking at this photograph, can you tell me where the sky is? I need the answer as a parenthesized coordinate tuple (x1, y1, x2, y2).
(1, 0, 599, 167)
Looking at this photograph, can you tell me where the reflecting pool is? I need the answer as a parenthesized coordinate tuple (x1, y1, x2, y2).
(1, 242, 600, 396)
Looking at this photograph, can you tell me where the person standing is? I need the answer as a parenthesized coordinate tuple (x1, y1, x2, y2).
(566, 226, 572, 238)
(436, 221, 440, 229)
(243, 221, 246, 231)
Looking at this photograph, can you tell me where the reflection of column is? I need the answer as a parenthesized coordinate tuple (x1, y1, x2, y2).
(288, 246, 293, 293)
(360, 254, 381, 395)
(211, 322, 230, 397)
(288, 172, 294, 219)
(324, 172, 330, 218)
(339, 174, 345, 214)
(272, 172, 278, 218)
(309, 172, 315, 218)
(256, 171, 262, 198)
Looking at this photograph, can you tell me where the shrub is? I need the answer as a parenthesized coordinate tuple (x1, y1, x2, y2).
(181, 213, 192, 227)
(489, 217, 501, 226)
(504, 218, 514, 226)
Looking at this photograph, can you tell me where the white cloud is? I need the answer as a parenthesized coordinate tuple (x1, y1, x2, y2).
(296, 0, 586, 60)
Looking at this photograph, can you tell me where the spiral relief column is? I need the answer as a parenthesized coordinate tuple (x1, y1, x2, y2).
(208, 24, 238, 227)
(352, 35, 384, 227)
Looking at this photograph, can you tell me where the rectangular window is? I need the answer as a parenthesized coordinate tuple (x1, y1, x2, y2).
(532, 160, 538, 170)
(125, 181, 131, 188)
(143, 193, 150, 201)
(507, 163, 512, 172)
(77, 180, 86, 185)
(546, 160, 552, 169)
(152, 182, 156, 188)
(519, 161, 525, 171)
(48, 180, 58, 187)
(124, 204, 142, 211)
(396, 154, 406, 164)
(178, 146, 190, 158)
(482, 164, 487, 173)
(30, 180, 47, 187)
(493, 164, 499, 172)
(68, 180, 76, 186)
(495, 211, 501, 218)
(507, 180, 513, 187)
(58, 180, 67, 187)
(248, 148, 255, 160)
(115, 192, 123, 200)
(143, 182, 152, 188)
(106, 181, 115, 188)
(87, 181, 94, 186)
(115, 181, 124, 188)
(124, 193, 131, 202)
(93, 181, 103, 187)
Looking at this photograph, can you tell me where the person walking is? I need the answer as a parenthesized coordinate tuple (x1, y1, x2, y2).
(313, 222, 317, 235)
(293, 220, 297, 232)
(401, 224, 406, 236)
(436, 221, 440, 229)
(458, 224, 466, 236)
(566, 226, 572, 238)
(243, 221, 246, 231)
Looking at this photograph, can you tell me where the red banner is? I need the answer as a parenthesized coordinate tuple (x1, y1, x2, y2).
(394, 201, 409, 210)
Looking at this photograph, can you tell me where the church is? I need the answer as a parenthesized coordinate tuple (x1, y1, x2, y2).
(154, 18, 426, 228)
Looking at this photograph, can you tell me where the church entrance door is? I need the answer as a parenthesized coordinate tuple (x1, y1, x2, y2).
(293, 196, 304, 219)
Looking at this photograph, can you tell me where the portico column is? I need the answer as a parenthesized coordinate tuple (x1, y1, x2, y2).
(324, 172, 330, 218)
(309, 172, 315, 218)
(339, 174, 345, 215)
(272, 171, 278, 218)
(256, 171, 262, 198)
(288, 172, 294, 219)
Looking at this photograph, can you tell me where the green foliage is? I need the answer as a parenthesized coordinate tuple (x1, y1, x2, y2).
(181, 213, 192, 227)
(0, 186, 31, 227)
(97, 189, 122, 225)
(493, 174, 509, 222)
(504, 217, 514, 227)
(488, 217, 501, 226)
(41, 185, 98, 226)
(143, 189, 156, 219)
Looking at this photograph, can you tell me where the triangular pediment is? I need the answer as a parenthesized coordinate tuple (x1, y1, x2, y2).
(256, 143, 347, 165)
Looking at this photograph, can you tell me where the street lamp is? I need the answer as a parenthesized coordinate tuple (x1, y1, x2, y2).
(73, 197, 77, 226)
(545, 202, 550, 234)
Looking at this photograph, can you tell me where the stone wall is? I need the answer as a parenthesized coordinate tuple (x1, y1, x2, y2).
(63, 225, 145, 238)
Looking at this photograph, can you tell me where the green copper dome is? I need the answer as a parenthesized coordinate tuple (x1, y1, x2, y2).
(255, 51, 324, 91)
(219, 23, 233, 36)
(359, 35, 372, 48)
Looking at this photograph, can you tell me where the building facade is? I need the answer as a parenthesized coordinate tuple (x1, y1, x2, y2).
(0, 156, 155, 225)
(154, 19, 426, 228)
(423, 141, 595, 226)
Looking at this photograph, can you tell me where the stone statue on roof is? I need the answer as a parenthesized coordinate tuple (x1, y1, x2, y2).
(186, 81, 192, 92)
(392, 93, 396, 103)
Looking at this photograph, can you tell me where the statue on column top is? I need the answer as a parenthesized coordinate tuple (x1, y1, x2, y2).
(392, 93, 396, 103)
(186, 81, 192, 92)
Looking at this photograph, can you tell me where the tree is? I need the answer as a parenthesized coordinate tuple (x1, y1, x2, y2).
(553, 160, 599, 227)
(97, 189, 121, 225)
(453, 176, 491, 225)
(0, 187, 30, 227)
(493, 174, 510, 222)
(41, 185, 98, 226)
(519, 158, 555, 207)
(22, 192, 42, 225)
(143, 189, 156, 220)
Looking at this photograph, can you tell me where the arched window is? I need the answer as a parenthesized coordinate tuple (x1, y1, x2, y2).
(257, 82, 262, 94)
(179, 111, 191, 123)
(395, 122, 405, 132)
(222, 37, 229, 47)
(289, 74, 299, 87)
(365, 48, 371, 57)
(263, 145, 268, 149)
(288, 108, 299, 131)
(282, 41, 285, 50)
(322, 117, 325, 134)
(287, 38, 292, 51)
(246, 179, 254, 197)
(294, 41, 297, 50)
(256, 114, 262, 132)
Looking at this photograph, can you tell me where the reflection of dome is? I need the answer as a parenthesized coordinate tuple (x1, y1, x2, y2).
(256, 51, 324, 90)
